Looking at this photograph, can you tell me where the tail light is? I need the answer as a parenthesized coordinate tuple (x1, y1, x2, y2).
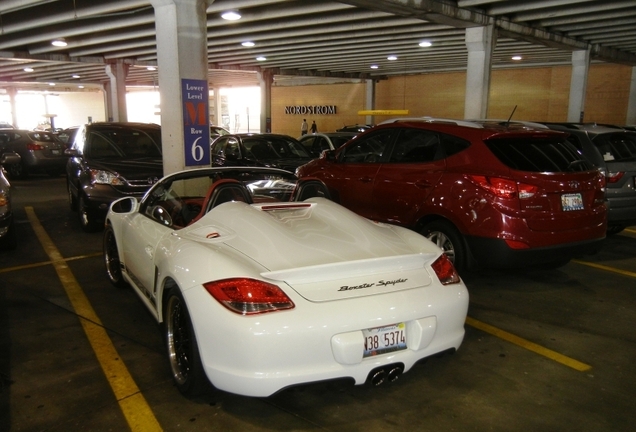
(431, 254, 460, 285)
(468, 175, 538, 199)
(27, 143, 45, 151)
(204, 278, 294, 315)
(606, 171, 624, 184)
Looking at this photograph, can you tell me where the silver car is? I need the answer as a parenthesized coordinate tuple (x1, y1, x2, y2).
(0, 129, 68, 179)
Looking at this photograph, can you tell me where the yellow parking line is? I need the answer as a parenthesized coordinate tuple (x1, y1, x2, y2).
(624, 227, 636, 234)
(0, 252, 102, 274)
(25, 207, 162, 432)
(465, 316, 592, 372)
(572, 259, 636, 278)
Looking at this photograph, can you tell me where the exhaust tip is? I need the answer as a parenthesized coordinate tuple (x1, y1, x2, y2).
(370, 369, 386, 386)
(387, 366, 403, 382)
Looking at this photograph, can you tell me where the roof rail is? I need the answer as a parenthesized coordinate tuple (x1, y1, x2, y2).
(378, 117, 483, 128)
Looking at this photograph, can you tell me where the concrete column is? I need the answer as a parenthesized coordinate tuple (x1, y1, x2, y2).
(7, 87, 18, 127)
(626, 67, 636, 126)
(464, 24, 496, 120)
(567, 49, 591, 123)
(259, 69, 274, 133)
(365, 79, 376, 125)
(105, 60, 129, 122)
(151, 0, 211, 175)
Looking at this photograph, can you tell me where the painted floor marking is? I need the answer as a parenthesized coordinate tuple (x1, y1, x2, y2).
(465, 317, 592, 372)
(0, 252, 102, 274)
(572, 259, 636, 279)
(25, 207, 163, 432)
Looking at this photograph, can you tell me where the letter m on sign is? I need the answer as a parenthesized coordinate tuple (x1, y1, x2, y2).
(185, 102, 206, 126)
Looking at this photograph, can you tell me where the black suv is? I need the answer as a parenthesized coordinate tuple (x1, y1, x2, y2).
(65, 122, 163, 232)
(542, 123, 636, 234)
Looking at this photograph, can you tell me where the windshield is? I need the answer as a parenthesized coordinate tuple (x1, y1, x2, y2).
(243, 136, 311, 160)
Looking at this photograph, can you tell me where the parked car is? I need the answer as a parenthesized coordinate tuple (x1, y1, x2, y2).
(103, 166, 469, 397)
(0, 152, 21, 250)
(65, 122, 163, 232)
(0, 122, 15, 129)
(211, 133, 314, 172)
(296, 118, 607, 272)
(56, 126, 79, 148)
(298, 132, 358, 157)
(210, 125, 230, 139)
(0, 129, 68, 178)
(540, 123, 636, 235)
(336, 124, 374, 133)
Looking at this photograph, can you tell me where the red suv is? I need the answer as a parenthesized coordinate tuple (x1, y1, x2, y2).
(296, 119, 607, 272)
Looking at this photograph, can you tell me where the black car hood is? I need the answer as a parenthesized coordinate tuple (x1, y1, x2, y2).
(87, 157, 163, 179)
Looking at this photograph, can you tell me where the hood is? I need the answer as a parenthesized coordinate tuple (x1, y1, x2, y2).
(87, 158, 163, 179)
(177, 198, 441, 301)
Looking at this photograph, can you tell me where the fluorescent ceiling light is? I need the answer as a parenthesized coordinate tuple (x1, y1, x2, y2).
(256, 56, 266, 61)
(512, 55, 522, 61)
(221, 11, 241, 20)
(419, 41, 432, 47)
(51, 38, 67, 47)
(370, 65, 379, 69)
(24, 67, 34, 72)
(387, 55, 398, 61)
(242, 41, 255, 47)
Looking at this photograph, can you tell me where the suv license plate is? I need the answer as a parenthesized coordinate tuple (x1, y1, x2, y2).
(561, 193, 584, 211)
(363, 323, 407, 357)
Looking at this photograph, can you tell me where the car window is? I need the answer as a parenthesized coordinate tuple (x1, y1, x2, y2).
(211, 137, 228, 156)
(340, 129, 395, 163)
(592, 132, 636, 162)
(389, 129, 440, 163)
(225, 137, 241, 158)
(86, 128, 161, 158)
(440, 133, 471, 157)
(244, 137, 310, 159)
(484, 136, 593, 172)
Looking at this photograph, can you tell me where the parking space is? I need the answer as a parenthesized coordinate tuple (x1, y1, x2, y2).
(2, 175, 635, 432)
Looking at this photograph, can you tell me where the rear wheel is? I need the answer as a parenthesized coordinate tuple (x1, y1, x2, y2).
(164, 289, 209, 396)
(7, 161, 27, 179)
(103, 224, 127, 288)
(78, 193, 100, 232)
(420, 220, 470, 273)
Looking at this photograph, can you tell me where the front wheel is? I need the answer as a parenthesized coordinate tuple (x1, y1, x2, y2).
(164, 289, 209, 396)
(7, 161, 27, 179)
(78, 194, 101, 232)
(103, 224, 128, 288)
(420, 220, 470, 273)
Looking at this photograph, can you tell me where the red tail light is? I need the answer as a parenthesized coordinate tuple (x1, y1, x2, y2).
(468, 175, 538, 199)
(204, 278, 294, 315)
(431, 254, 460, 285)
(27, 143, 45, 151)
(606, 171, 624, 184)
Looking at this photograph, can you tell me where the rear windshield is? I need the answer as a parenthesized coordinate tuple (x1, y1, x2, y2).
(484, 136, 593, 172)
(591, 132, 636, 162)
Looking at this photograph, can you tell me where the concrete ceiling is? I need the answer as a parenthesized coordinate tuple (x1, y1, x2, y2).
(1, 0, 636, 92)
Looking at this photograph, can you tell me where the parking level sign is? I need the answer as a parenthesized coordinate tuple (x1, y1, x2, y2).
(182, 79, 210, 166)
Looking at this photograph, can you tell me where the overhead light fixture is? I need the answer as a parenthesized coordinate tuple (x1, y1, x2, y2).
(242, 41, 255, 47)
(370, 65, 379, 69)
(512, 55, 522, 61)
(147, 66, 157, 71)
(51, 38, 67, 47)
(419, 41, 432, 47)
(387, 55, 398, 61)
(221, 11, 241, 20)
(72, 74, 80, 78)
(256, 56, 267, 61)
(24, 67, 34, 72)
(48, 83, 56, 86)
(78, 85, 85, 89)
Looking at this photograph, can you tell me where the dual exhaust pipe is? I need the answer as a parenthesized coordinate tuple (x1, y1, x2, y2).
(368, 364, 404, 386)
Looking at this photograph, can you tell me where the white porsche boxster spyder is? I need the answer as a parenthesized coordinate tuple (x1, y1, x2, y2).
(103, 167, 469, 397)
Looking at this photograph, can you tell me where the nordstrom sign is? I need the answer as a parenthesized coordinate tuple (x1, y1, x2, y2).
(285, 105, 337, 115)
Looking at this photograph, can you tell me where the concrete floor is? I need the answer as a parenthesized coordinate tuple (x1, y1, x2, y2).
(1, 175, 635, 432)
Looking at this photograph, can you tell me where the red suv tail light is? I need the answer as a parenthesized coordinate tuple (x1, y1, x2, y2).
(204, 278, 295, 315)
(431, 254, 460, 285)
(27, 143, 45, 151)
(468, 175, 538, 199)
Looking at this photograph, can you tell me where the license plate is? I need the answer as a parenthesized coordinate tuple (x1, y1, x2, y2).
(363, 322, 406, 357)
(51, 149, 60, 155)
(561, 193, 584, 211)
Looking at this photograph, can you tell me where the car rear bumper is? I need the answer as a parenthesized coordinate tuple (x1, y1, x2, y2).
(465, 235, 606, 268)
(606, 196, 636, 227)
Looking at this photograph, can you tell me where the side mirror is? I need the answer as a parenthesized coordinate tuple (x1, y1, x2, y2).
(323, 150, 336, 162)
(0, 152, 20, 165)
(109, 196, 138, 214)
(64, 148, 79, 156)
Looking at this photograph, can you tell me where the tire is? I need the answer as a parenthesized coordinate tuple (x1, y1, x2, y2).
(7, 161, 27, 179)
(0, 221, 18, 250)
(78, 193, 101, 232)
(67, 182, 78, 211)
(164, 289, 209, 396)
(607, 225, 625, 236)
(103, 224, 128, 288)
(420, 220, 470, 273)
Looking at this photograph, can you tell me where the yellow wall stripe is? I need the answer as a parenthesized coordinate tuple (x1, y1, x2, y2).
(25, 207, 162, 432)
(465, 316, 592, 372)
